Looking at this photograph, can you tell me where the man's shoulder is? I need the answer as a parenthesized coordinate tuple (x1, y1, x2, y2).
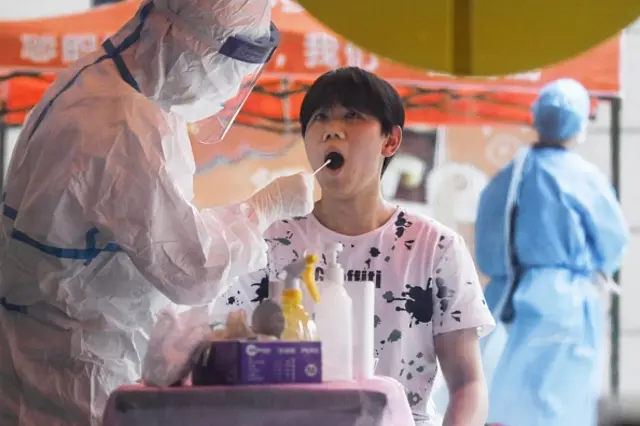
(262, 210, 463, 244)
(262, 215, 316, 253)
(391, 209, 461, 241)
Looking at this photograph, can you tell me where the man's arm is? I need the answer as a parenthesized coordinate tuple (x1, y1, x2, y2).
(435, 328, 488, 426)
(430, 233, 495, 425)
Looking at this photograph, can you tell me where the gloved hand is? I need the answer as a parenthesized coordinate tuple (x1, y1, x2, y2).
(141, 307, 211, 387)
(248, 172, 315, 232)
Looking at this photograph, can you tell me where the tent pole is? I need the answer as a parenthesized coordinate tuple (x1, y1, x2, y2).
(609, 96, 622, 397)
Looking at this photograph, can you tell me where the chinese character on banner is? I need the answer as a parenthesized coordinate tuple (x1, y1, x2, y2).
(304, 33, 340, 69)
(344, 43, 379, 72)
(62, 34, 99, 63)
(20, 34, 58, 64)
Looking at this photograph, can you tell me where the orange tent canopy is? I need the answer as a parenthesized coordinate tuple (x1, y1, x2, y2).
(0, 0, 620, 127)
(0, 72, 55, 125)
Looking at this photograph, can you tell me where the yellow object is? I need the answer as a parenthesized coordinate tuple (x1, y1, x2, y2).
(281, 288, 318, 341)
(279, 254, 321, 341)
(301, 254, 321, 303)
(296, 0, 640, 76)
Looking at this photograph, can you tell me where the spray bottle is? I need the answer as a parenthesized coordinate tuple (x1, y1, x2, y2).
(280, 254, 321, 341)
(314, 243, 354, 381)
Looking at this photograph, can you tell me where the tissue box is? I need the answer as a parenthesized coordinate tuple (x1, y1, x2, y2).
(192, 340, 322, 386)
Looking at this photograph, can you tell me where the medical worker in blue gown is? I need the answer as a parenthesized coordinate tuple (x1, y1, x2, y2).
(475, 78, 628, 426)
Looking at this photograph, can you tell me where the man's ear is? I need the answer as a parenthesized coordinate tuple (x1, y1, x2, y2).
(382, 126, 402, 157)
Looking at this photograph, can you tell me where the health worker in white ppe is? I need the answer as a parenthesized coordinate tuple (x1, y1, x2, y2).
(0, 1, 315, 425)
(475, 78, 628, 426)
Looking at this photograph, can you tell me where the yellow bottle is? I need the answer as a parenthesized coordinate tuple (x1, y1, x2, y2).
(280, 254, 321, 341)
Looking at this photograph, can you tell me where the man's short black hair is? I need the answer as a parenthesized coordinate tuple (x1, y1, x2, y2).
(299, 67, 405, 176)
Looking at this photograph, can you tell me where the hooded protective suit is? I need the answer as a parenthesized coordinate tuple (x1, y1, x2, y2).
(476, 79, 628, 426)
(0, 1, 314, 425)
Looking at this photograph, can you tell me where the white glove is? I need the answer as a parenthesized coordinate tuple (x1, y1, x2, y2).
(248, 172, 315, 232)
(141, 307, 211, 387)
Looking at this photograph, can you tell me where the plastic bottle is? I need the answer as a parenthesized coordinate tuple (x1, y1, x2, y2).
(350, 280, 375, 380)
(314, 243, 354, 381)
(280, 254, 321, 341)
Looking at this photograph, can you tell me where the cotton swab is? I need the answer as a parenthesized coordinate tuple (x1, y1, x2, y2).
(312, 159, 331, 176)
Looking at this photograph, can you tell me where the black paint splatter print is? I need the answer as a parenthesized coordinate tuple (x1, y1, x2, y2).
(451, 310, 462, 322)
(394, 211, 413, 239)
(377, 329, 402, 356)
(365, 246, 381, 269)
(363, 211, 415, 268)
(225, 289, 244, 307)
(406, 391, 423, 408)
(436, 277, 455, 313)
(265, 230, 294, 247)
(399, 352, 427, 408)
(383, 282, 433, 327)
(386, 329, 402, 343)
(399, 352, 426, 381)
(435, 275, 462, 324)
(433, 237, 464, 325)
(251, 275, 269, 303)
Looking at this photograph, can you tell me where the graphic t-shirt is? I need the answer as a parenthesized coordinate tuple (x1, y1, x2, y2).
(214, 208, 495, 425)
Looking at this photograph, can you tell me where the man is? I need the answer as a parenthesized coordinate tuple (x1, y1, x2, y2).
(475, 78, 629, 426)
(220, 67, 495, 426)
(0, 1, 315, 425)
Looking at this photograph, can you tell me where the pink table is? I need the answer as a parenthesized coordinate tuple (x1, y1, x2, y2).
(103, 376, 415, 426)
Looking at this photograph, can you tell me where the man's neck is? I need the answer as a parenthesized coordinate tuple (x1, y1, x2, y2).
(313, 190, 396, 236)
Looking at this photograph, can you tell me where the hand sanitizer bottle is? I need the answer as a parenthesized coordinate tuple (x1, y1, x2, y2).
(315, 243, 354, 381)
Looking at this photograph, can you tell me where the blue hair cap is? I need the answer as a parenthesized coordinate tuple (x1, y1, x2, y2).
(532, 78, 590, 143)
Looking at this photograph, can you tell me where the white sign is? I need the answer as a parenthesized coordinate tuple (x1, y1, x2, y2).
(20, 34, 57, 63)
(20, 33, 112, 64)
(62, 34, 99, 63)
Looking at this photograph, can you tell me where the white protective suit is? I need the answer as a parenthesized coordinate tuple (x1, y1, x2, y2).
(0, 1, 314, 425)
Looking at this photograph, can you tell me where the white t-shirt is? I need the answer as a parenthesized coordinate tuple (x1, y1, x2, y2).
(215, 208, 495, 425)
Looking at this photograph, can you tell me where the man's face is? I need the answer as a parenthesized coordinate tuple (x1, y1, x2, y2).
(303, 105, 400, 198)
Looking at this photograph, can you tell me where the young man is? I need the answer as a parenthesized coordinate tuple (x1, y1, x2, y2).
(219, 67, 495, 425)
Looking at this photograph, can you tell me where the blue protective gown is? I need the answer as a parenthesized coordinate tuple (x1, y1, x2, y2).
(475, 144, 628, 426)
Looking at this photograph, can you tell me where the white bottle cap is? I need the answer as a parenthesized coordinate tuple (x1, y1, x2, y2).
(325, 242, 344, 285)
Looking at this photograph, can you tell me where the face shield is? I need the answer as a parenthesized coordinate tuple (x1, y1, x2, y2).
(185, 22, 280, 145)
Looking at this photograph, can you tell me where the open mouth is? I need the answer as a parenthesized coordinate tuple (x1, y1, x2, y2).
(324, 151, 345, 170)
